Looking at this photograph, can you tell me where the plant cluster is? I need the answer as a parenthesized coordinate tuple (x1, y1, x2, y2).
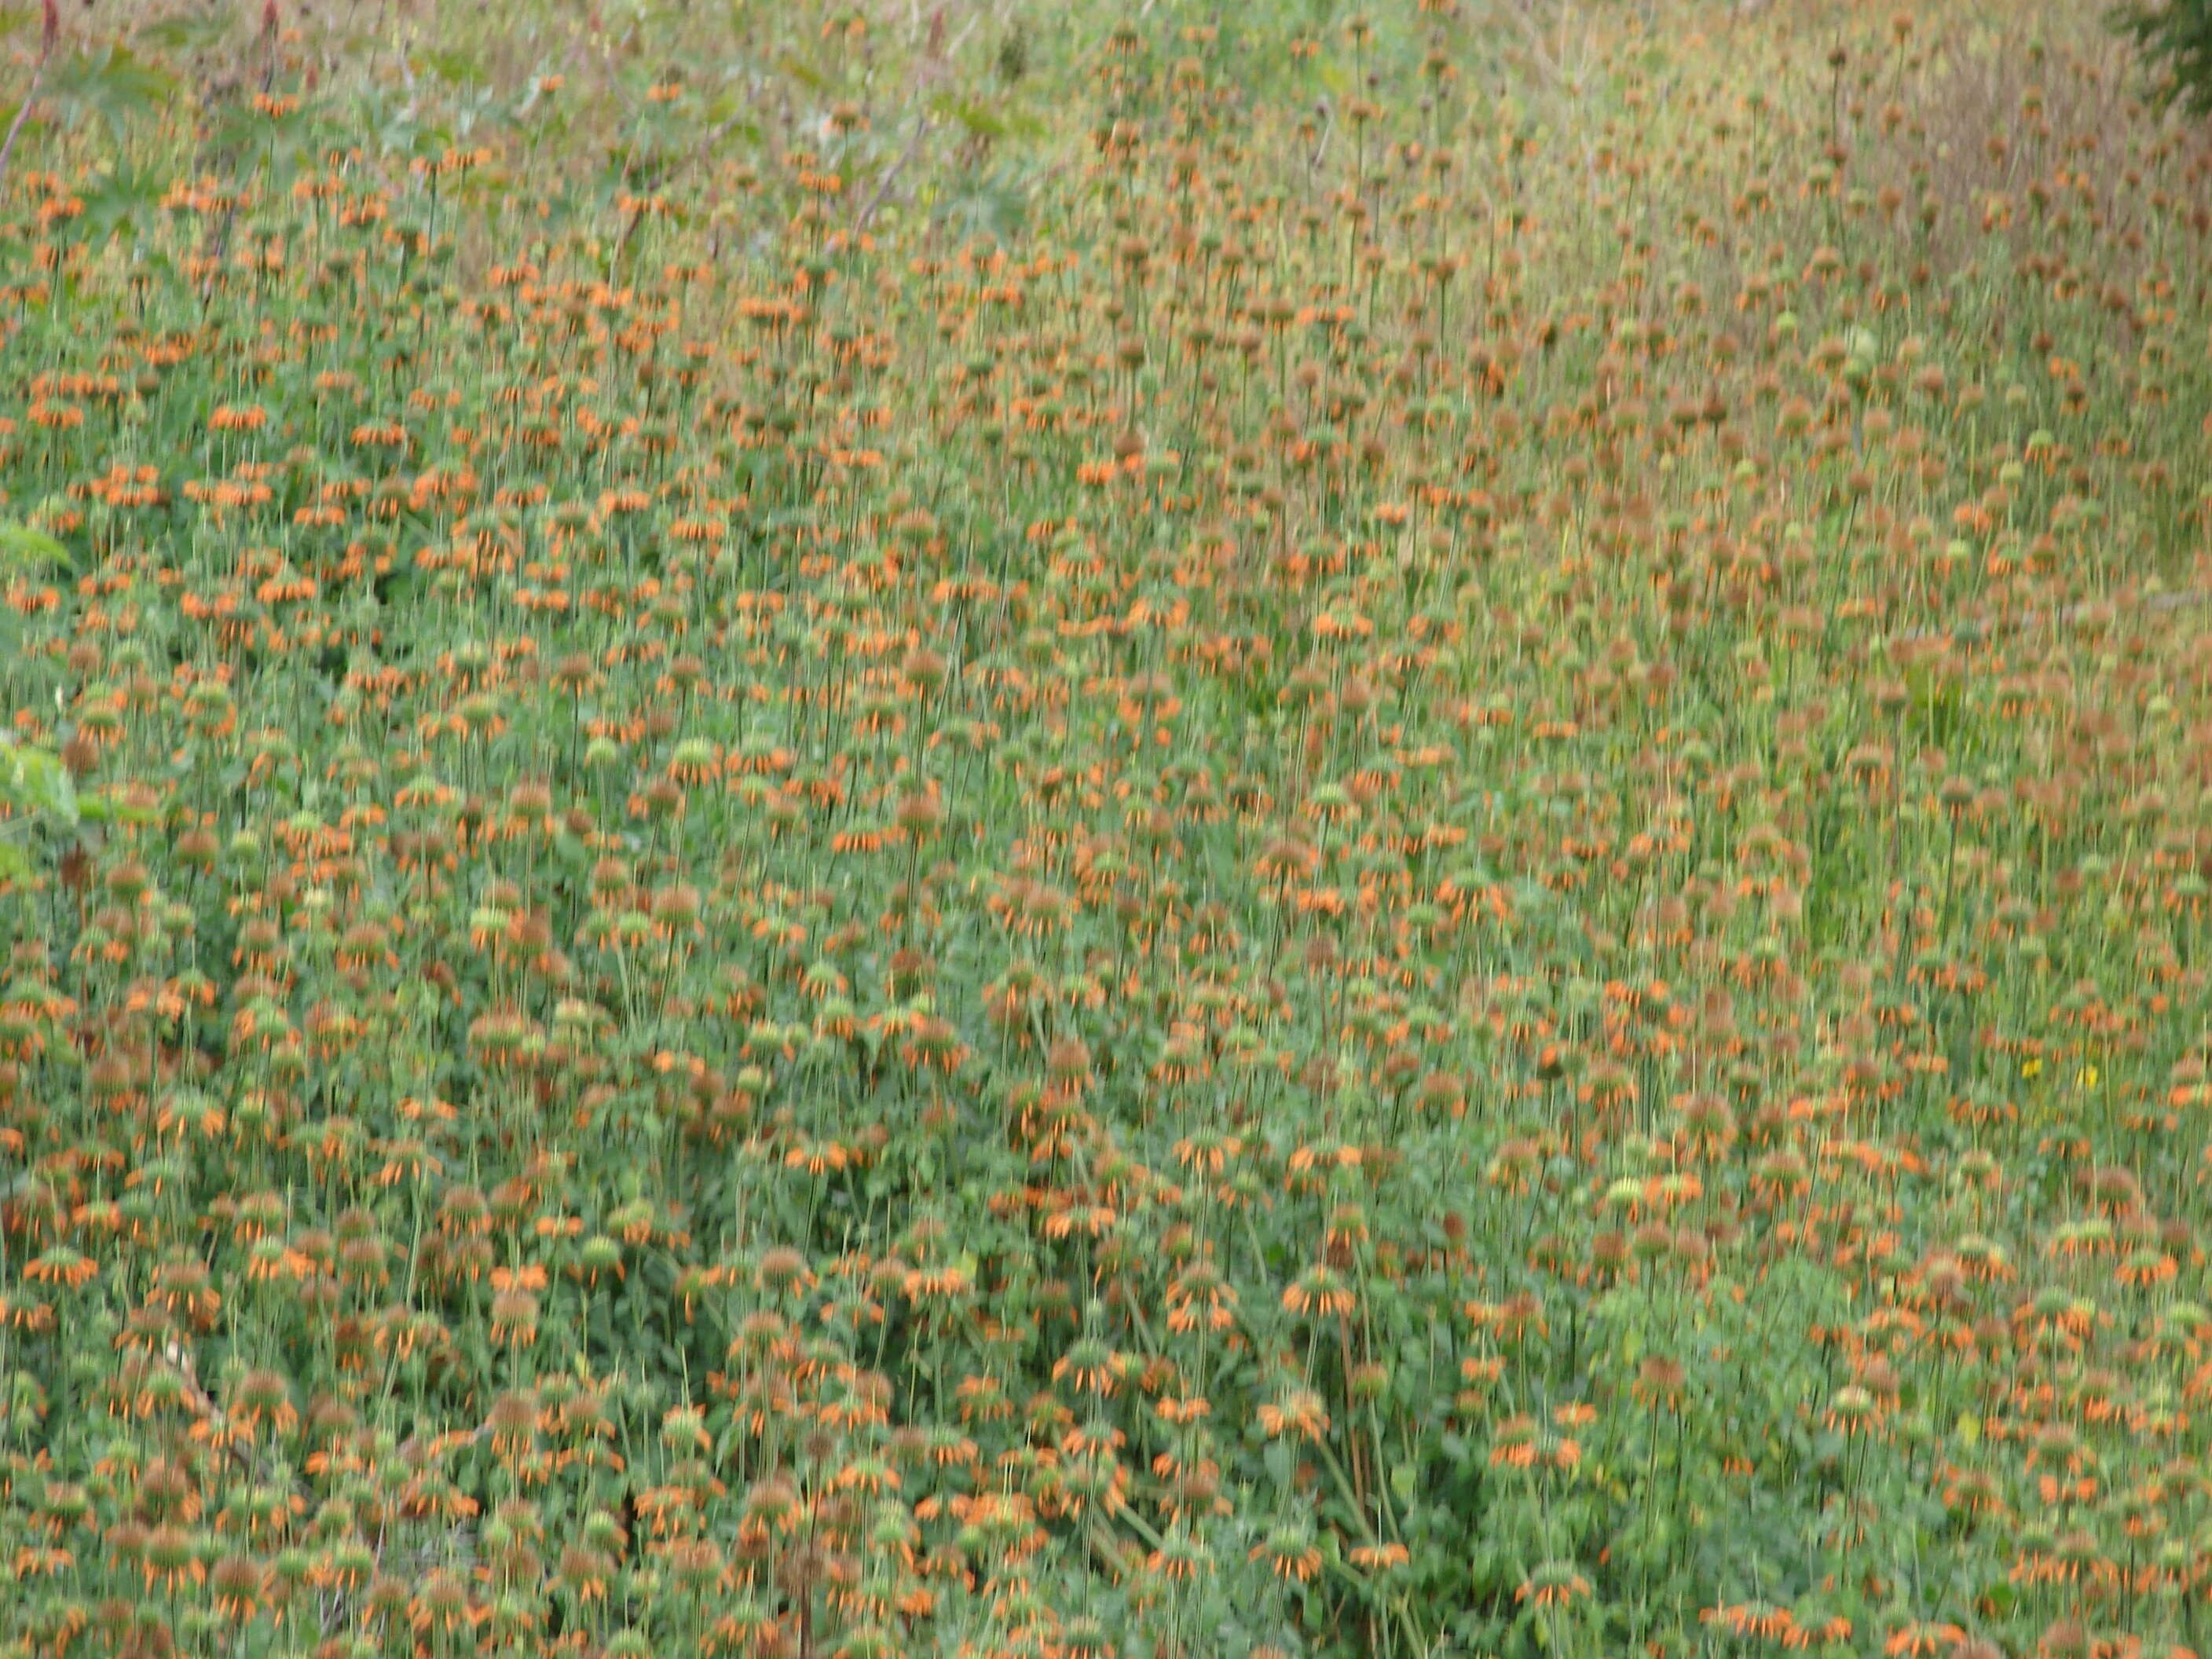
(1, 2, 2210, 1657)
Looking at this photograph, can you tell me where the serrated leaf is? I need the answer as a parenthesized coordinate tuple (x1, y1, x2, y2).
(49, 44, 178, 143)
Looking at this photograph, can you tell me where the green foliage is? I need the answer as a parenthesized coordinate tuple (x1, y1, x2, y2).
(0, 734, 74, 880)
(0, 522, 69, 573)
(2111, 0, 2212, 115)
(0, 522, 76, 880)
(42, 43, 177, 144)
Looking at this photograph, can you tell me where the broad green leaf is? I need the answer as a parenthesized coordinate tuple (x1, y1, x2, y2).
(49, 44, 178, 143)
(1, 742, 75, 824)
(0, 522, 71, 571)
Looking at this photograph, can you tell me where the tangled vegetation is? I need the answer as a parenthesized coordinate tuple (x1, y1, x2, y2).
(2, 1, 2211, 1657)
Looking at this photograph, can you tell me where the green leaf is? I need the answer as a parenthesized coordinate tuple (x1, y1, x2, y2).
(421, 48, 489, 87)
(69, 159, 167, 249)
(932, 160, 1033, 247)
(49, 44, 178, 143)
(0, 522, 71, 572)
(1389, 1462, 1417, 1506)
(929, 94, 1016, 141)
(0, 741, 75, 826)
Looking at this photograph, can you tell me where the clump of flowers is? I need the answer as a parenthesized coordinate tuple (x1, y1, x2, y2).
(0, 0, 2207, 1656)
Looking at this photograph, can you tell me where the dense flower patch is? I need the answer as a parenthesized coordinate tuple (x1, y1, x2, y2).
(2, 2, 2210, 1657)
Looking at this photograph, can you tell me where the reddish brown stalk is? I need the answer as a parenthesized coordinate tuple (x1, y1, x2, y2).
(0, 0, 60, 202)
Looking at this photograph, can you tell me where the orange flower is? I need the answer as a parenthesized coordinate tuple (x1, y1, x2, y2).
(1518, 1560, 1594, 1608)
(1251, 1525, 1324, 1583)
(1282, 1262, 1357, 1317)
(24, 1247, 97, 1289)
(1886, 1622, 1966, 1657)
(1257, 1387, 1330, 1442)
(1702, 1602, 1797, 1643)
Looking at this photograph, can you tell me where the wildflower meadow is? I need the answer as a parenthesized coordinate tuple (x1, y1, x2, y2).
(2, 1, 2210, 1657)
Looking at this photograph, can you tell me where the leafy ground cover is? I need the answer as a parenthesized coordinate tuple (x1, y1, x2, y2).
(2, 0, 2211, 1655)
